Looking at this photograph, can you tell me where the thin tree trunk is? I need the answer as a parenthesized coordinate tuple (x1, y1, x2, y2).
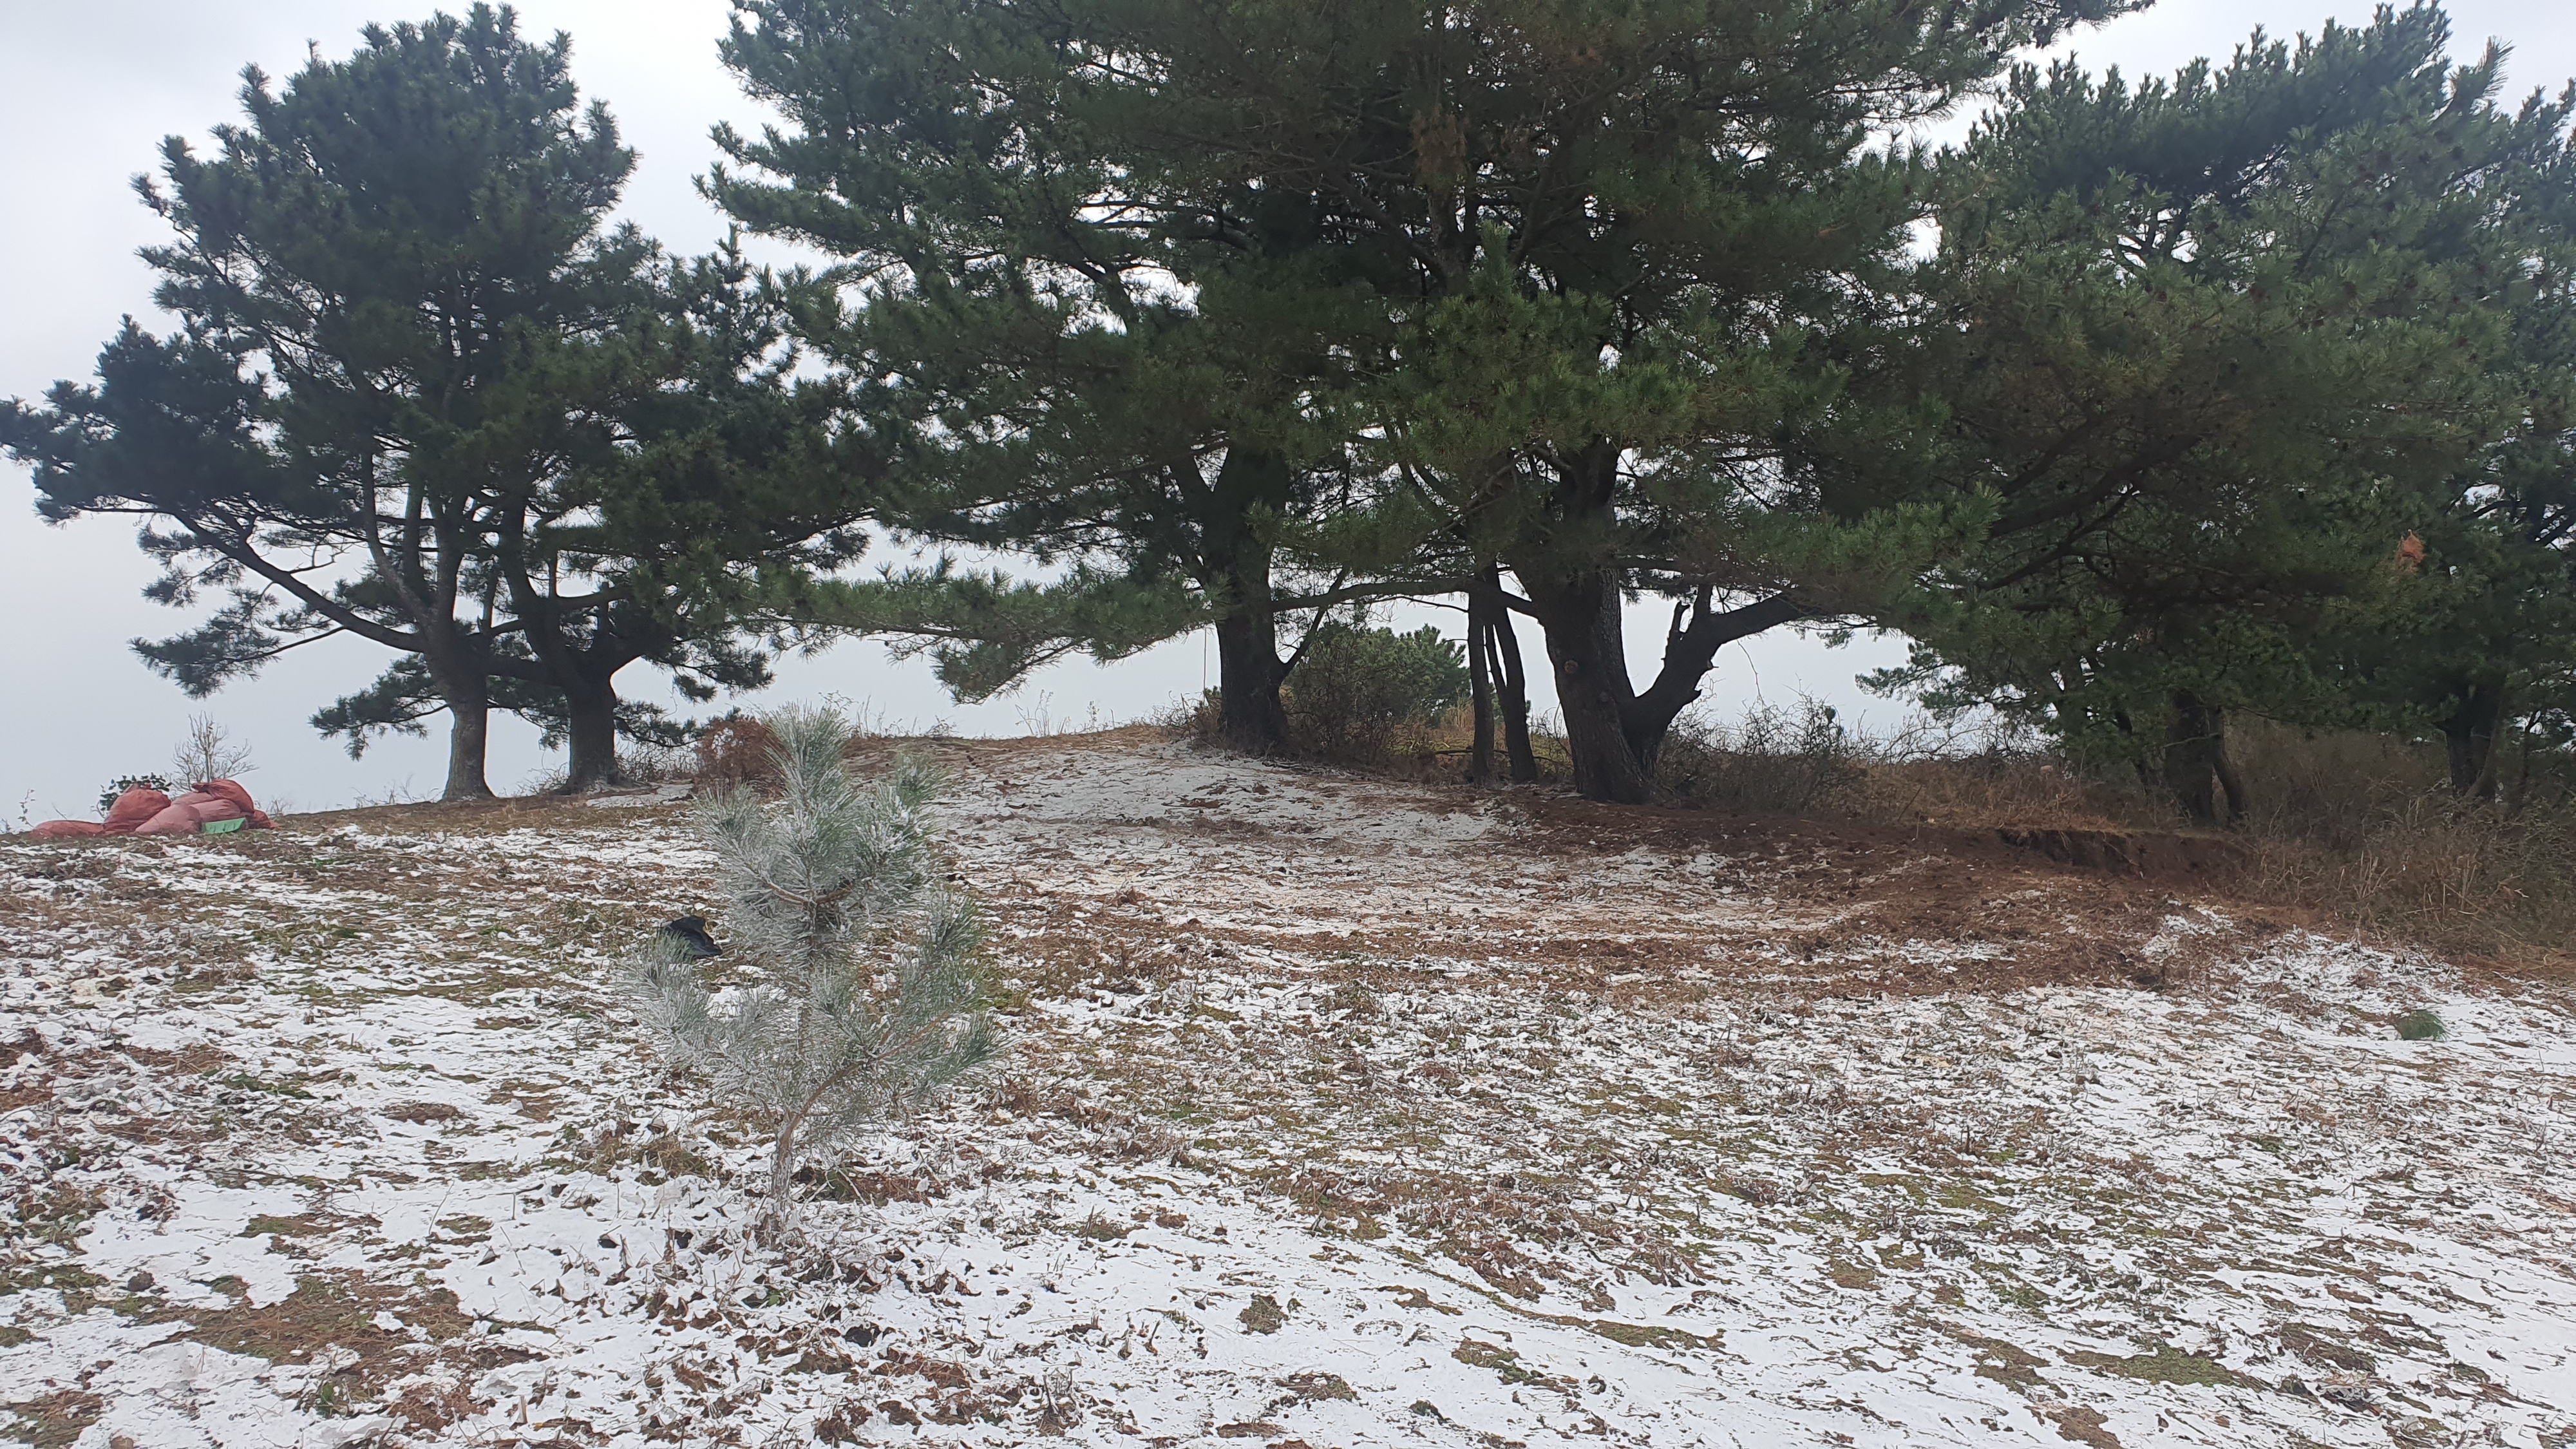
(1488, 598, 1537, 782)
(1466, 591, 1497, 783)
(2211, 717, 2248, 824)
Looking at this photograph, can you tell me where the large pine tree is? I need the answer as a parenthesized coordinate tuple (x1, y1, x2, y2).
(710, 0, 1398, 747)
(712, 0, 2123, 791)
(3, 6, 865, 797)
(1871, 8, 2561, 822)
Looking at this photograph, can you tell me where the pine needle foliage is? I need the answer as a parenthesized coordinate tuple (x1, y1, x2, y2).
(628, 707, 996, 1227)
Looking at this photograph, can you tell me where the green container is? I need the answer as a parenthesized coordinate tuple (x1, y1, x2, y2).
(200, 816, 247, 836)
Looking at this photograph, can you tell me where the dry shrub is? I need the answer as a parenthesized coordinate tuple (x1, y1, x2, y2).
(1652, 700, 2126, 828)
(693, 715, 784, 794)
(619, 743, 695, 786)
(1655, 701, 1861, 813)
(1151, 690, 1227, 745)
(1663, 705, 2576, 969)
(2223, 719, 2576, 968)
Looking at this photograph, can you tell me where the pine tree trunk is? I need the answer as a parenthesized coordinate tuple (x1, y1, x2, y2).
(1209, 544, 1289, 750)
(560, 676, 631, 793)
(1201, 448, 1294, 750)
(1528, 579, 1656, 804)
(2211, 723, 2248, 824)
(2161, 692, 2242, 827)
(1214, 612, 1289, 749)
(1489, 600, 1538, 783)
(2442, 678, 2506, 800)
(431, 661, 495, 802)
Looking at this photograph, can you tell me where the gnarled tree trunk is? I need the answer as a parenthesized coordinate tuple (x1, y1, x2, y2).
(1519, 568, 1806, 804)
(2161, 692, 2245, 827)
(422, 647, 495, 802)
(560, 672, 634, 794)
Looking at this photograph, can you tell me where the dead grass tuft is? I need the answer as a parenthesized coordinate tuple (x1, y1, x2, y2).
(1, 1388, 102, 1448)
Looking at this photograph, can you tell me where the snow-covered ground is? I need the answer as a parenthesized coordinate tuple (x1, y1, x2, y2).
(2, 731, 2571, 1448)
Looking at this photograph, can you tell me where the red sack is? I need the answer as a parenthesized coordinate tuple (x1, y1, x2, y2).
(135, 804, 199, 836)
(29, 820, 109, 840)
(198, 779, 258, 815)
(189, 779, 273, 829)
(102, 788, 172, 835)
(138, 793, 243, 836)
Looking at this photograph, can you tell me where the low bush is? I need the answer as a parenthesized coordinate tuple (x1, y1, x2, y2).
(98, 774, 175, 815)
(693, 714, 786, 794)
(1655, 700, 1861, 814)
(1287, 623, 1470, 762)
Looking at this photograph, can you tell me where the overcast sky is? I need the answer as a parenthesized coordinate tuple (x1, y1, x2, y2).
(4, 1, 2571, 819)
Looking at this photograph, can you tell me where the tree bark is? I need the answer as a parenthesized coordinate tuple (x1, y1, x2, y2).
(1488, 595, 1538, 782)
(1527, 576, 1657, 803)
(1519, 569, 1806, 804)
(1213, 600, 1289, 750)
(1498, 446, 1810, 803)
(1198, 448, 1293, 750)
(2441, 677, 2507, 800)
(560, 673, 633, 793)
(2161, 692, 2244, 827)
(429, 661, 495, 802)
(1466, 591, 1497, 783)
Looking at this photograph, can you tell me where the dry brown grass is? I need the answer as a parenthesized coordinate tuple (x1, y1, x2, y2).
(1280, 697, 2576, 976)
(2222, 721, 2576, 975)
(1814, 717, 2576, 976)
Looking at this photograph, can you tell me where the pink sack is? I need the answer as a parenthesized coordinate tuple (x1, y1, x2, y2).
(102, 788, 172, 834)
(138, 792, 244, 836)
(135, 804, 201, 836)
(197, 779, 257, 815)
(29, 820, 109, 840)
(195, 779, 273, 829)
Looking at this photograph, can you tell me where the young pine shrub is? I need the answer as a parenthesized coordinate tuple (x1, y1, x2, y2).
(628, 708, 996, 1230)
(1287, 623, 1470, 762)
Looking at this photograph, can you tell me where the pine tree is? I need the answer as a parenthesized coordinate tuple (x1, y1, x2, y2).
(2356, 93, 2576, 797)
(712, 0, 2123, 791)
(1, 7, 866, 799)
(710, 0, 1394, 748)
(629, 708, 996, 1229)
(1871, 8, 2555, 822)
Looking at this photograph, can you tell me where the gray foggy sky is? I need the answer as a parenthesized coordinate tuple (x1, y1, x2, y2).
(5, 1, 2571, 817)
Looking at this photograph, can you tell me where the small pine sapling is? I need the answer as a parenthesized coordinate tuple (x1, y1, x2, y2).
(628, 708, 997, 1229)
